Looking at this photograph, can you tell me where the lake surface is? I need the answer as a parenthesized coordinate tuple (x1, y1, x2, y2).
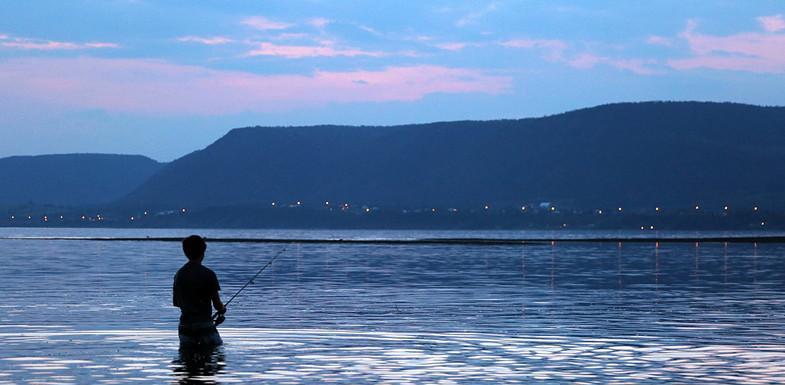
(1, 228, 784, 384)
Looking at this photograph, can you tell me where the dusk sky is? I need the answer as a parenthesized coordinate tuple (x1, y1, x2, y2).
(1, 1, 784, 161)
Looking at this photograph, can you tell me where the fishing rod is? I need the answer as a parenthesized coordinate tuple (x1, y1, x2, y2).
(212, 244, 290, 324)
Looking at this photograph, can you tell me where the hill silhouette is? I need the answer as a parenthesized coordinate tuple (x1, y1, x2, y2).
(0, 154, 162, 207)
(121, 101, 785, 211)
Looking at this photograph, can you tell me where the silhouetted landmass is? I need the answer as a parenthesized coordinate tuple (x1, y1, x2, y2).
(122, 101, 785, 211)
(4, 102, 785, 230)
(0, 154, 162, 207)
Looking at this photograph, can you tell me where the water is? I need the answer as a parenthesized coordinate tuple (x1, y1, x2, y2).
(1, 228, 784, 384)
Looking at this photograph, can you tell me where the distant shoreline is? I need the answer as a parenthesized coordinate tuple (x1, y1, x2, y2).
(4, 235, 784, 245)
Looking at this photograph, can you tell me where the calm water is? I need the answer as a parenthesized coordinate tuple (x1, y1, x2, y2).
(1, 228, 784, 384)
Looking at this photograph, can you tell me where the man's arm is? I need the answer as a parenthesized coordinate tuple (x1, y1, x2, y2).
(212, 291, 226, 326)
(212, 292, 225, 313)
(211, 270, 224, 313)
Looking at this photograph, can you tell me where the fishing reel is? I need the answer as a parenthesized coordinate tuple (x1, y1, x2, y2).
(212, 307, 227, 326)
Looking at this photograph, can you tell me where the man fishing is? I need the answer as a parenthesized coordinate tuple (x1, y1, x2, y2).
(173, 235, 226, 348)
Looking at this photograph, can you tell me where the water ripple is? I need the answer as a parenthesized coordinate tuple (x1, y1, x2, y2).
(1, 328, 784, 384)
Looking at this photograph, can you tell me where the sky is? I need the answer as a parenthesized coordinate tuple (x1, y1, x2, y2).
(1, 1, 784, 161)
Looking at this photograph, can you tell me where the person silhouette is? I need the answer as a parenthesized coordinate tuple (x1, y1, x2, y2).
(173, 235, 225, 348)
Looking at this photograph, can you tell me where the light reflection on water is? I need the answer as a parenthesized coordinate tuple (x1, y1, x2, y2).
(1, 328, 785, 384)
(1, 229, 785, 384)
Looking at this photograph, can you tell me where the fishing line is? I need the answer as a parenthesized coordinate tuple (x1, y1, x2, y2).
(213, 244, 290, 320)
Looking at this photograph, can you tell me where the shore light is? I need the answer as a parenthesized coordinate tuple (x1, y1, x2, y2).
(144, 211, 149, 216)
(598, 209, 603, 214)
(181, 208, 187, 213)
(484, 205, 490, 210)
(650, 225, 655, 230)
(296, 201, 302, 206)
(695, 205, 700, 210)
(367, 208, 372, 213)
(130, 216, 135, 221)
(43, 216, 48, 222)
(551, 206, 556, 212)
(271, 202, 276, 206)
(753, 206, 759, 212)
(655, 207, 660, 212)
(617, 207, 623, 212)
(10, 215, 14, 220)
(59, 215, 63, 220)
(521, 206, 527, 211)
(761, 221, 766, 226)
(431, 208, 437, 212)
(325, 201, 330, 206)
(723, 205, 729, 211)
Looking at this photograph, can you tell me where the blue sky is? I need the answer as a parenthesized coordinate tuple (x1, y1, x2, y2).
(1, 0, 784, 161)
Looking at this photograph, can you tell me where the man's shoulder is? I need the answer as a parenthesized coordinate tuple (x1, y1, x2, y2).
(193, 263, 217, 279)
(176, 262, 195, 274)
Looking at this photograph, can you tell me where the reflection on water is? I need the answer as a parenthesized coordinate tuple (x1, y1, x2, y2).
(1, 328, 785, 384)
(1, 230, 785, 384)
(173, 346, 224, 385)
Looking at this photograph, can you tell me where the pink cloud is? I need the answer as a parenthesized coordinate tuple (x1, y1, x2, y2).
(397, 50, 421, 58)
(435, 42, 470, 51)
(245, 41, 386, 58)
(668, 55, 783, 73)
(0, 57, 511, 115)
(84, 42, 120, 49)
(668, 19, 785, 73)
(413, 35, 433, 42)
(456, 2, 498, 27)
(646, 35, 673, 46)
(357, 25, 382, 36)
(500, 38, 567, 60)
(500, 38, 654, 74)
(307, 17, 332, 29)
(177, 36, 234, 45)
(607, 58, 657, 75)
(242, 16, 292, 31)
(568, 53, 656, 75)
(568, 53, 602, 69)
(758, 14, 785, 32)
(0, 36, 119, 50)
(270, 32, 310, 41)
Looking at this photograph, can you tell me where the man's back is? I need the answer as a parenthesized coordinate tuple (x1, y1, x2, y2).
(173, 261, 220, 324)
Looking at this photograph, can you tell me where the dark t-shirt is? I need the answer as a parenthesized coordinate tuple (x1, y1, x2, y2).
(173, 261, 220, 324)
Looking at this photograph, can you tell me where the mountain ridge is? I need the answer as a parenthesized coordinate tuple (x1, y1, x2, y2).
(120, 101, 785, 211)
(0, 153, 163, 207)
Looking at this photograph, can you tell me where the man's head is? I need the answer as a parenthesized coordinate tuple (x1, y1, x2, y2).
(182, 235, 207, 261)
